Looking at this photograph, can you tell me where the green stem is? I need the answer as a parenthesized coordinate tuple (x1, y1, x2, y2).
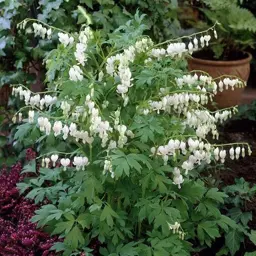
(138, 221, 142, 237)
(36, 149, 79, 159)
(153, 21, 219, 48)
(90, 144, 93, 162)
(18, 18, 70, 35)
(12, 84, 57, 94)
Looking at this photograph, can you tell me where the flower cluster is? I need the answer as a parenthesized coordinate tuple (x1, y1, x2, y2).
(153, 137, 251, 188)
(58, 32, 74, 47)
(168, 221, 185, 240)
(218, 78, 244, 92)
(42, 154, 89, 171)
(32, 23, 52, 39)
(69, 65, 83, 82)
(106, 38, 153, 104)
(12, 86, 57, 109)
(74, 27, 93, 66)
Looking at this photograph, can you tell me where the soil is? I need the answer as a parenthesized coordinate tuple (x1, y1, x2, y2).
(192, 49, 249, 62)
(198, 119, 256, 256)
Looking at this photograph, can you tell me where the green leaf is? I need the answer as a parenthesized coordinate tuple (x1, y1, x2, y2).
(205, 188, 227, 204)
(216, 246, 229, 256)
(21, 160, 36, 174)
(245, 252, 256, 256)
(249, 230, 256, 245)
(225, 230, 243, 256)
(17, 182, 30, 194)
(65, 225, 85, 249)
(100, 204, 118, 227)
(179, 181, 206, 203)
(77, 213, 91, 229)
(80, 0, 93, 9)
(46, 209, 64, 222)
(14, 123, 32, 142)
(52, 220, 74, 235)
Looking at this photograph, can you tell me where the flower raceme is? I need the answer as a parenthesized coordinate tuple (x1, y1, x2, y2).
(41, 155, 89, 171)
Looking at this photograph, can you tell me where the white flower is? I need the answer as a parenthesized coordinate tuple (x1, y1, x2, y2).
(40, 98, 45, 109)
(117, 84, 128, 94)
(108, 140, 117, 150)
(193, 37, 198, 49)
(51, 154, 59, 167)
(173, 168, 184, 189)
(235, 147, 241, 159)
(61, 101, 71, 116)
(69, 123, 77, 136)
(188, 42, 193, 54)
(62, 125, 69, 140)
(151, 48, 166, 59)
(41, 158, 45, 167)
(37, 117, 45, 131)
(214, 29, 218, 39)
(204, 35, 211, 46)
(167, 42, 186, 57)
(53, 121, 63, 136)
(28, 110, 35, 123)
(214, 147, 219, 161)
(45, 121, 52, 135)
(73, 156, 89, 170)
(242, 147, 245, 158)
(200, 36, 205, 48)
(33, 23, 47, 38)
(60, 158, 70, 170)
(74, 43, 87, 66)
(248, 146, 252, 156)
(220, 150, 226, 163)
(44, 157, 50, 168)
(126, 130, 134, 138)
(229, 147, 235, 160)
(69, 65, 83, 82)
(168, 222, 181, 234)
(45, 95, 56, 107)
(47, 28, 52, 39)
(58, 32, 74, 47)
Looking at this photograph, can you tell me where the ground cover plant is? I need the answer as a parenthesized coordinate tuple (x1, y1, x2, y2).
(0, 149, 60, 256)
(11, 13, 256, 256)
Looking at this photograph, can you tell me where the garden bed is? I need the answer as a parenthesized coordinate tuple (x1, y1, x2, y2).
(198, 119, 256, 256)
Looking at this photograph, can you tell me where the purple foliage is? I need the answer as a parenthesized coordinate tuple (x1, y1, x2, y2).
(0, 149, 60, 256)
